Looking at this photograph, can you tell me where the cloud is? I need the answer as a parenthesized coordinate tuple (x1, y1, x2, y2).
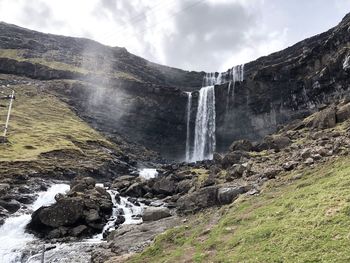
(0, 0, 347, 72)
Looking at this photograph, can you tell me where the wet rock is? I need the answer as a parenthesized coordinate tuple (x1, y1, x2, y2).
(31, 199, 84, 228)
(0, 199, 21, 213)
(217, 186, 247, 205)
(124, 182, 146, 197)
(71, 225, 89, 237)
(27, 177, 113, 239)
(142, 207, 171, 222)
(0, 183, 10, 196)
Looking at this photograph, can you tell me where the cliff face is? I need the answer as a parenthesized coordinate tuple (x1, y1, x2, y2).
(213, 13, 350, 152)
(0, 14, 349, 160)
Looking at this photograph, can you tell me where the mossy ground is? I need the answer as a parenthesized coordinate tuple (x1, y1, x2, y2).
(0, 77, 122, 179)
(0, 82, 110, 161)
(128, 157, 350, 263)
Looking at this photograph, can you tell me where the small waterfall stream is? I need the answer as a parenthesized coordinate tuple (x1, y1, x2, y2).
(0, 184, 70, 263)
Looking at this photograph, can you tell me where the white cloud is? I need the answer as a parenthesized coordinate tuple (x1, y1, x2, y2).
(0, 0, 347, 72)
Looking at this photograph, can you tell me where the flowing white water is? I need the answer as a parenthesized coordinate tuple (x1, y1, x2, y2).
(0, 184, 70, 263)
(192, 85, 216, 161)
(343, 55, 350, 70)
(187, 64, 245, 162)
(139, 168, 158, 180)
(185, 92, 192, 162)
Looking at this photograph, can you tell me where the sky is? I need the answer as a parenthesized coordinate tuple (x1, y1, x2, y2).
(0, 0, 349, 72)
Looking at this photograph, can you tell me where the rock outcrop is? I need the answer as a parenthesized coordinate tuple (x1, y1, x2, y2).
(27, 177, 113, 239)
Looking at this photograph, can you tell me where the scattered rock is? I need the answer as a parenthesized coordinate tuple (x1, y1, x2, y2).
(217, 186, 247, 205)
(142, 207, 171, 222)
(229, 139, 253, 152)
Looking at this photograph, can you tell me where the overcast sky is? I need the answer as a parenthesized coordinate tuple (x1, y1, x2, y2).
(0, 0, 349, 71)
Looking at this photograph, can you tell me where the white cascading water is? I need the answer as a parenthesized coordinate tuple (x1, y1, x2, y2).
(343, 55, 350, 70)
(139, 168, 158, 180)
(0, 184, 70, 263)
(185, 92, 192, 162)
(186, 64, 245, 162)
(192, 84, 216, 161)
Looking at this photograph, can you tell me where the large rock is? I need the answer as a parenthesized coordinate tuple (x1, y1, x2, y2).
(229, 140, 253, 152)
(304, 106, 336, 129)
(336, 103, 350, 123)
(29, 198, 84, 228)
(151, 176, 176, 196)
(176, 186, 218, 213)
(263, 135, 291, 150)
(217, 186, 248, 205)
(27, 177, 113, 239)
(142, 207, 171, 222)
(0, 199, 21, 213)
(222, 151, 248, 169)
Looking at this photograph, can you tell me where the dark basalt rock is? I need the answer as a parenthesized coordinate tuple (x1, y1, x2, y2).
(27, 177, 113, 239)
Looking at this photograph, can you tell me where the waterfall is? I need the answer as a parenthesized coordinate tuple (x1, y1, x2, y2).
(192, 85, 216, 161)
(186, 64, 244, 162)
(185, 92, 192, 162)
(344, 55, 350, 70)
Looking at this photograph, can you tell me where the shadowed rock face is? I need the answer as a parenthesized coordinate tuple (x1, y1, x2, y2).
(0, 14, 350, 160)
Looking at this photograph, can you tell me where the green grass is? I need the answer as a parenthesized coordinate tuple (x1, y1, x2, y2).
(0, 83, 109, 161)
(128, 158, 350, 263)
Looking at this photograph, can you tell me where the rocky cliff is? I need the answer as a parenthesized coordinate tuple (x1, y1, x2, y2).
(0, 13, 349, 159)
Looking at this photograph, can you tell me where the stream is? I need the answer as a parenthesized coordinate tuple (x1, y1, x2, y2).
(0, 179, 148, 263)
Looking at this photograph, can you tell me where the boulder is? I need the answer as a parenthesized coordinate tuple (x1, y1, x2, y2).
(222, 151, 248, 169)
(336, 103, 350, 123)
(227, 164, 246, 180)
(263, 135, 291, 150)
(71, 225, 89, 237)
(304, 106, 336, 129)
(217, 186, 247, 205)
(152, 177, 176, 195)
(31, 198, 84, 228)
(0, 183, 10, 196)
(229, 139, 253, 152)
(124, 182, 146, 197)
(0, 199, 21, 213)
(142, 207, 171, 222)
(176, 186, 218, 213)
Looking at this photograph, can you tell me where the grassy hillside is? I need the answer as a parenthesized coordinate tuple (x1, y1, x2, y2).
(0, 75, 125, 179)
(128, 157, 350, 263)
